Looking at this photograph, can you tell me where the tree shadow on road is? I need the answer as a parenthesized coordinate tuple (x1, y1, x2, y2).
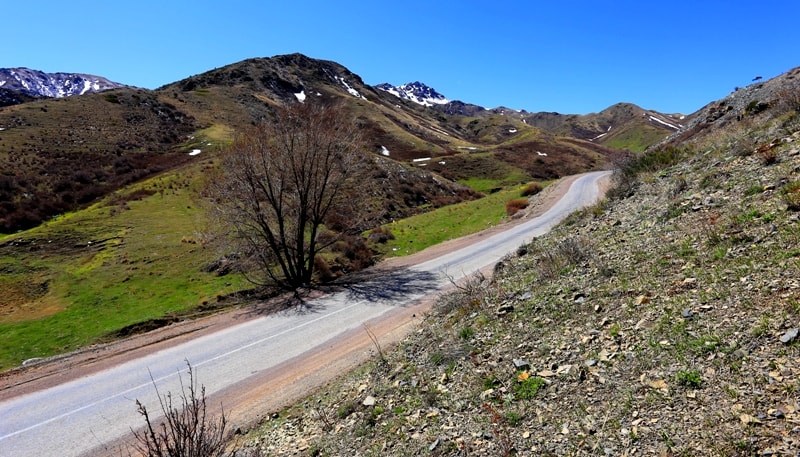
(241, 267, 440, 317)
(329, 266, 441, 305)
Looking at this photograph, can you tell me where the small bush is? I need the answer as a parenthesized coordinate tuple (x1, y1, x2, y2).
(782, 181, 800, 211)
(367, 226, 395, 244)
(513, 373, 546, 400)
(314, 255, 337, 282)
(676, 369, 703, 389)
(506, 198, 529, 216)
(131, 362, 232, 457)
(745, 184, 764, 196)
(337, 401, 358, 419)
(520, 182, 543, 197)
(744, 100, 770, 116)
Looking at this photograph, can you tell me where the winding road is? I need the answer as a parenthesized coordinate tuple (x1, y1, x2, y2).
(0, 170, 610, 456)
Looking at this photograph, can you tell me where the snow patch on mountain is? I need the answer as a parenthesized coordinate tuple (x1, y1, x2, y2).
(335, 76, 366, 100)
(375, 81, 450, 107)
(648, 115, 680, 130)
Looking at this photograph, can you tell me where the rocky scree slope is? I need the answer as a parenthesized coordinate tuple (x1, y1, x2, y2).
(238, 78, 800, 456)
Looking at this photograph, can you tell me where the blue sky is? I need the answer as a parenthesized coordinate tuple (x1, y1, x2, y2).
(5, 1, 799, 114)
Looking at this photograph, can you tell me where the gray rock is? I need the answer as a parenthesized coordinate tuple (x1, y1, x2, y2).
(363, 395, 376, 407)
(513, 359, 531, 371)
(779, 328, 799, 344)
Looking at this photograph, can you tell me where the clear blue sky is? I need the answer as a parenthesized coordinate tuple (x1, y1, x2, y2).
(5, 1, 799, 114)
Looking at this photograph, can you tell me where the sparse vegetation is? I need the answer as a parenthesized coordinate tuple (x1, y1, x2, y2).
(131, 362, 234, 457)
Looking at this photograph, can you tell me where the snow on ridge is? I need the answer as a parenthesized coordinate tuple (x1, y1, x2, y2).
(376, 82, 449, 107)
(80, 80, 93, 95)
(294, 90, 307, 102)
(335, 76, 366, 100)
(648, 115, 680, 130)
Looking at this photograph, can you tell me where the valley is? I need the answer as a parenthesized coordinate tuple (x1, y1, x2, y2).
(2, 53, 798, 456)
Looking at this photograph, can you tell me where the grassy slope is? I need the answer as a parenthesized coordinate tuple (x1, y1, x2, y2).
(0, 160, 247, 370)
(379, 185, 535, 257)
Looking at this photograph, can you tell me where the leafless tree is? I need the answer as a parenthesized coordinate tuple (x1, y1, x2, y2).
(206, 100, 375, 290)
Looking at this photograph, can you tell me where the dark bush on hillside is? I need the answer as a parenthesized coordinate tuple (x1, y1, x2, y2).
(506, 198, 529, 216)
(782, 181, 800, 211)
(744, 100, 771, 116)
(367, 226, 395, 244)
(521, 182, 543, 197)
(314, 255, 337, 282)
(333, 235, 374, 272)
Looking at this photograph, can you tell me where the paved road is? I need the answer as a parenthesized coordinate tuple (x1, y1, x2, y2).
(0, 170, 610, 456)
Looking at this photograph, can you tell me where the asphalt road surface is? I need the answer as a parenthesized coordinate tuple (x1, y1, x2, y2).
(0, 170, 610, 456)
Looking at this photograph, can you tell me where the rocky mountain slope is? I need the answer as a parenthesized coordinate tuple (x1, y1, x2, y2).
(238, 68, 800, 456)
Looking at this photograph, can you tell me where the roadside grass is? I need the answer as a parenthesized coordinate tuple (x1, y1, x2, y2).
(379, 186, 530, 257)
(0, 162, 247, 370)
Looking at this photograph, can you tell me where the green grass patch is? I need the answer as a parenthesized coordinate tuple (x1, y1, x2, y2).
(0, 166, 247, 371)
(380, 186, 527, 256)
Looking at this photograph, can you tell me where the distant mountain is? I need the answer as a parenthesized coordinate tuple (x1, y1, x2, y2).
(522, 103, 692, 151)
(374, 81, 682, 151)
(0, 68, 125, 99)
(375, 81, 450, 107)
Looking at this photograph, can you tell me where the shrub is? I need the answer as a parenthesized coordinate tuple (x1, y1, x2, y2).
(506, 198, 529, 216)
(513, 373, 546, 400)
(520, 182, 543, 197)
(332, 235, 374, 271)
(314, 255, 337, 282)
(367, 226, 395, 244)
(744, 100, 770, 116)
(608, 146, 688, 199)
(676, 369, 703, 389)
(782, 181, 800, 211)
(131, 363, 233, 457)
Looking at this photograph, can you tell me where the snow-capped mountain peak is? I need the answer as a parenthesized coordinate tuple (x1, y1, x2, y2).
(375, 81, 450, 107)
(0, 68, 125, 98)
